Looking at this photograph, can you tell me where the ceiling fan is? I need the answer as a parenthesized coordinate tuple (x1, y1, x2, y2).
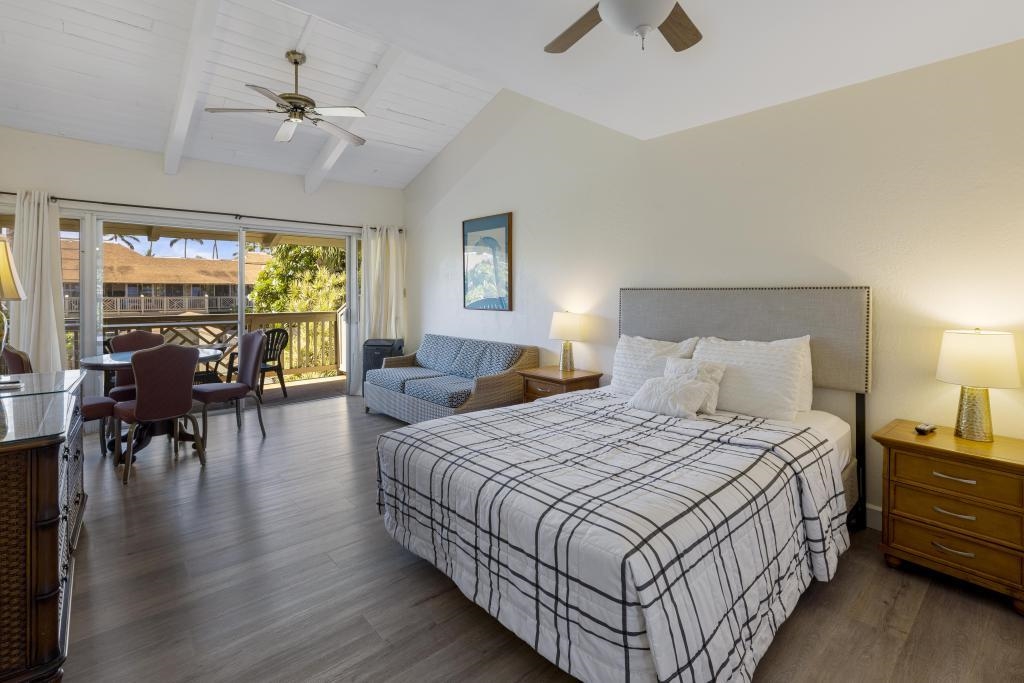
(205, 50, 367, 145)
(545, 0, 702, 53)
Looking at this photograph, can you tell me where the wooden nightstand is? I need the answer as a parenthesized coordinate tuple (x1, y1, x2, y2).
(874, 419, 1024, 615)
(518, 366, 602, 403)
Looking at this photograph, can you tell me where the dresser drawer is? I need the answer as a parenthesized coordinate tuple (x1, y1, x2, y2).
(893, 450, 1023, 508)
(892, 483, 1024, 548)
(890, 518, 1022, 586)
(524, 378, 564, 399)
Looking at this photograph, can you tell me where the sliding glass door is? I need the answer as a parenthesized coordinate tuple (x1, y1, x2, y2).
(242, 229, 349, 393)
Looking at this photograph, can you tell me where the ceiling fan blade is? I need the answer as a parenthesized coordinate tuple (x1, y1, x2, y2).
(314, 106, 367, 118)
(205, 108, 279, 113)
(246, 84, 291, 108)
(274, 119, 298, 142)
(659, 3, 702, 52)
(312, 118, 366, 146)
(544, 4, 601, 53)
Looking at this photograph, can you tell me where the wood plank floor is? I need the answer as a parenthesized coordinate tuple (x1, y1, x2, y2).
(65, 396, 1024, 682)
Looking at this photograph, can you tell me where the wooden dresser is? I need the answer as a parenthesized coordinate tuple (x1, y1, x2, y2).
(518, 366, 602, 403)
(0, 371, 85, 682)
(875, 419, 1024, 615)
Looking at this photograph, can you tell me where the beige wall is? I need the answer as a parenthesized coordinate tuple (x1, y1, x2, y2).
(0, 126, 404, 227)
(404, 40, 1024, 528)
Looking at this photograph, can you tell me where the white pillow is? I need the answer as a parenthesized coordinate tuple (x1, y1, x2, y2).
(627, 376, 716, 420)
(692, 337, 805, 421)
(610, 335, 699, 397)
(663, 358, 727, 414)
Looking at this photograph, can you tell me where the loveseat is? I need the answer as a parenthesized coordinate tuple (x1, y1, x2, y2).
(363, 334, 539, 423)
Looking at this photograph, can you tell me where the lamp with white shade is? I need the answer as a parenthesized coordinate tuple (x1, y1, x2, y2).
(936, 329, 1021, 442)
(0, 238, 26, 370)
(549, 311, 585, 372)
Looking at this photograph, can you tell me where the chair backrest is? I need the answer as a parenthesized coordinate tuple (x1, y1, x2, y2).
(236, 330, 266, 390)
(2, 346, 32, 374)
(263, 328, 288, 363)
(110, 330, 164, 386)
(131, 344, 199, 422)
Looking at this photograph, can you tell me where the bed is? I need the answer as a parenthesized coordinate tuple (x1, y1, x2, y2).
(376, 287, 872, 682)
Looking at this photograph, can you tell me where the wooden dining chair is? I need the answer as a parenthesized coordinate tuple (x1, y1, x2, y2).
(2, 345, 32, 374)
(193, 330, 267, 449)
(107, 330, 164, 402)
(112, 344, 205, 485)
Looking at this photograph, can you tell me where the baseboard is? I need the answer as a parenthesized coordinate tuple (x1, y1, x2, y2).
(866, 503, 882, 531)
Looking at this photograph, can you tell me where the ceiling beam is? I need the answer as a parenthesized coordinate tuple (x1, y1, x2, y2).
(163, 0, 221, 175)
(304, 45, 404, 194)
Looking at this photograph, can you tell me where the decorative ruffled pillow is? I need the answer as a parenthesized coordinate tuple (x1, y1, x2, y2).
(626, 376, 718, 420)
(663, 358, 728, 414)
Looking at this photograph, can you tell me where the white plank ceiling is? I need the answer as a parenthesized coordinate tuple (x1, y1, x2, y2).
(0, 0, 499, 189)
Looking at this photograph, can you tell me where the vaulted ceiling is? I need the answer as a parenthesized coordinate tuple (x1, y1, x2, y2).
(288, 0, 1024, 140)
(0, 0, 498, 189)
(3, 1, 1022, 191)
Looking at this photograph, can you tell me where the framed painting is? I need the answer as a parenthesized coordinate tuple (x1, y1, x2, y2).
(463, 212, 512, 311)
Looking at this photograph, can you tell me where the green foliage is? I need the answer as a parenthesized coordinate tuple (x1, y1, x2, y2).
(286, 267, 346, 312)
(251, 245, 347, 313)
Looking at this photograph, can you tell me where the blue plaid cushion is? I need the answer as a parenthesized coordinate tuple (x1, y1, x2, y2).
(404, 375, 474, 408)
(450, 339, 523, 378)
(415, 334, 465, 373)
(365, 367, 444, 393)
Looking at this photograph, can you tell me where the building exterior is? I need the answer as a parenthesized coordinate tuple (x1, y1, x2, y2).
(61, 240, 270, 317)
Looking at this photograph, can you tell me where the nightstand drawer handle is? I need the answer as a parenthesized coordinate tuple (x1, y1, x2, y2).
(933, 505, 977, 522)
(931, 541, 976, 559)
(931, 470, 976, 486)
(535, 385, 551, 393)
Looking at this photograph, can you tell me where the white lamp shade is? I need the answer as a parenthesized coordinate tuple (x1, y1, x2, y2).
(598, 0, 676, 34)
(0, 239, 25, 301)
(549, 311, 585, 341)
(936, 329, 1021, 389)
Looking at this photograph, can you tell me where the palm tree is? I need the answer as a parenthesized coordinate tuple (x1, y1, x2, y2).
(169, 237, 205, 258)
(105, 233, 141, 251)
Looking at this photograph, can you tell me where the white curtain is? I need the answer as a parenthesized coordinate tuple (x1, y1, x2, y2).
(10, 191, 65, 373)
(360, 225, 407, 379)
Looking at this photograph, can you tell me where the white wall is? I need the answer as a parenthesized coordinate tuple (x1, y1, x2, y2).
(404, 39, 1024, 527)
(0, 126, 404, 227)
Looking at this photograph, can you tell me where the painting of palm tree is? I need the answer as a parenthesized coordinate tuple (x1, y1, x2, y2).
(463, 212, 512, 311)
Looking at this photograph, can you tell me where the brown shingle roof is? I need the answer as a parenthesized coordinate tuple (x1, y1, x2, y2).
(61, 241, 269, 285)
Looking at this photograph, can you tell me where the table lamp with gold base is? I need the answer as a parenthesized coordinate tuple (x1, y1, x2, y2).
(936, 329, 1021, 442)
(0, 238, 26, 380)
(549, 311, 584, 373)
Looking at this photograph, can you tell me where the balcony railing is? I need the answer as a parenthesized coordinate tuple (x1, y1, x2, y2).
(64, 295, 248, 317)
(63, 309, 347, 380)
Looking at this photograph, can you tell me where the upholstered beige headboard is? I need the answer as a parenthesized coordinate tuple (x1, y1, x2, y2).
(618, 286, 873, 393)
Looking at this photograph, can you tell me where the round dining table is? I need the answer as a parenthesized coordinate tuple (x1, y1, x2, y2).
(79, 346, 224, 371)
(79, 346, 226, 461)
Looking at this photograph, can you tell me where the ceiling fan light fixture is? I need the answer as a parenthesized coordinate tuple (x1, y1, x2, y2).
(288, 110, 303, 123)
(598, 0, 675, 39)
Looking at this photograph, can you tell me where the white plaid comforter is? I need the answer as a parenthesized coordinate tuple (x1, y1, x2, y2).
(376, 390, 849, 682)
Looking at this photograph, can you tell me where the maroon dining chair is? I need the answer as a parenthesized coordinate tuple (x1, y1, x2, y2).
(2, 345, 32, 374)
(112, 344, 205, 485)
(192, 330, 267, 449)
(108, 330, 164, 402)
(82, 396, 116, 456)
